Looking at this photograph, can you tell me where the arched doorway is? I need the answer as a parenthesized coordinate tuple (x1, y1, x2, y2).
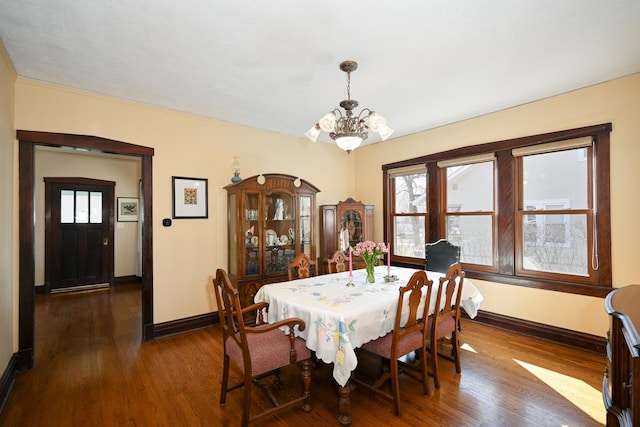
(17, 131, 154, 370)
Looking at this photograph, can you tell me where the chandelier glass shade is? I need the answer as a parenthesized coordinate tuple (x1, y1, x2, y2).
(306, 60, 393, 154)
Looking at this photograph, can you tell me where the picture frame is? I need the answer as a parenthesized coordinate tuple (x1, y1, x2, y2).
(172, 176, 208, 219)
(117, 197, 139, 222)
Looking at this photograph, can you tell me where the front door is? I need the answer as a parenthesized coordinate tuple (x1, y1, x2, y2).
(45, 178, 115, 292)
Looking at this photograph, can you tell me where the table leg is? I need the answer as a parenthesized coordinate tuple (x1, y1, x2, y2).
(338, 383, 352, 426)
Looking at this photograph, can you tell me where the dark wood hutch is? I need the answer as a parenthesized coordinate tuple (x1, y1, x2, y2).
(604, 285, 640, 427)
(319, 198, 374, 273)
(224, 174, 319, 307)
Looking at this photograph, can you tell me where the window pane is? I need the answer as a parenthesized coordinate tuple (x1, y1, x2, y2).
(446, 162, 494, 212)
(446, 215, 493, 265)
(76, 191, 89, 223)
(522, 213, 588, 275)
(394, 173, 426, 213)
(90, 191, 102, 223)
(394, 216, 425, 258)
(522, 148, 588, 210)
(60, 190, 75, 223)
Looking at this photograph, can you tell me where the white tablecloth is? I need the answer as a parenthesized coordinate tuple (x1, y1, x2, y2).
(254, 265, 483, 386)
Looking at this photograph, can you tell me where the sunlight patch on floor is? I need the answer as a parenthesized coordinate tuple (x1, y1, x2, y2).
(461, 342, 477, 353)
(513, 359, 605, 425)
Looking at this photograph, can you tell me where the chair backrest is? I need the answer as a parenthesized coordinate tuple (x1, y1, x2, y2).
(213, 269, 246, 348)
(431, 263, 465, 340)
(287, 253, 317, 280)
(425, 239, 461, 273)
(326, 250, 347, 274)
(391, 270, 434, 355)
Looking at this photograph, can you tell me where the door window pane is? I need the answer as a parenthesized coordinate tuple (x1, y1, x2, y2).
(90, 192, 102, 223)
(75, 191, 89, 223)
(60, 190, 75, 223)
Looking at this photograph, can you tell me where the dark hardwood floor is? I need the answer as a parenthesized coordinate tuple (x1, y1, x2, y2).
(0, 282, 606, 426)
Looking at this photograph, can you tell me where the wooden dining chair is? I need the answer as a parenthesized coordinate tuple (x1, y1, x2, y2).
(427, 262, 465, 389)
(287, 253, 317, 280)
(212, 268, 312, 426)
(325, 249, 347, 274)
(425, 239, 460, 273)
(353, 270, 434, 416)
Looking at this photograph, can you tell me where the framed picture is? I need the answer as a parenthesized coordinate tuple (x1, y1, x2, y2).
(117, 197, 139, 222)
(172, 176, 208, 219)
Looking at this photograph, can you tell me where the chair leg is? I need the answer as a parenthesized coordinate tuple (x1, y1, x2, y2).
(390, 357, 401, 417)
(452, 330, 462, 373)
(242, 373, 252, 427)
(431, 339, 440, 389)
(301, 358, 312, 412)
(220, 354, 230, 404)
(419, 347, 430, 396)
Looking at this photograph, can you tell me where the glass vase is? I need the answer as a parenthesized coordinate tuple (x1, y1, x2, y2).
(365, 262, 376, 283)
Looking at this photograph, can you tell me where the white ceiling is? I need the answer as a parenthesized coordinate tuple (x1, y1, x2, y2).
(1, 1, 639, 147)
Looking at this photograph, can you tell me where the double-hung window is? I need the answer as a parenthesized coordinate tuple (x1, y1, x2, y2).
(439, 154, 496, 270)
(387, 165, 428, 262)
(513, 137, 595, 283)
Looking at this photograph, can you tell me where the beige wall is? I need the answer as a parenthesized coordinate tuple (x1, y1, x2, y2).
(355, 73, 640, 338)
(0, 43, 16, 362)
(14, 79, 357, 323)
(34, 149, 142, 285)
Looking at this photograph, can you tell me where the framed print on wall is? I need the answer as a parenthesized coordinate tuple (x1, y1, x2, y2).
(117, 197, 139, 222)
(172, 176, 208, 219)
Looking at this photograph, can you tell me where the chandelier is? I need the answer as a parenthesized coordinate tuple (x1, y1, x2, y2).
(305, 60, 393, 154)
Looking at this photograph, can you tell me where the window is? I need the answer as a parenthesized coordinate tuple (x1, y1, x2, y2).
(514, 138, 593, 281)
(60, 189, 103, 224)
(382, 124, 612, 297)
(440, 155, 496, 269)
(387, 165, 427, 260)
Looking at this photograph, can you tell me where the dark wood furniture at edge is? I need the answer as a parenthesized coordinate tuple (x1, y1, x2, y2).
(604, 285, 640, 427)
(319, 198, 374, 273)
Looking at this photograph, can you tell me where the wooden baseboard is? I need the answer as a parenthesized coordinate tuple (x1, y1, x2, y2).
(153, 312, 220, 340)
(467, 310, 606, 354)
(0, 353, 17, 414)
(114, 275, 142, 285)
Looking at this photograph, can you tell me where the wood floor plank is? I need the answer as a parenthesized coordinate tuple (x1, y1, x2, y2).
(0, 282, 606, 426)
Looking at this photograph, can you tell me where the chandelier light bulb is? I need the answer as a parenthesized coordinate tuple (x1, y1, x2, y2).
(305, 124, 321, 142)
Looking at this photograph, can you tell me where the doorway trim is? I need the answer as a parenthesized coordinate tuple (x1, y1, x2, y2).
(17, 130, 155, 370)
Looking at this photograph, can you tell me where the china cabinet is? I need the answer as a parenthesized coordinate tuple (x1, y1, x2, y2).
(319, 198, 374, 272)
(604, 285, 640, 427)
(225, 174, 319, 308)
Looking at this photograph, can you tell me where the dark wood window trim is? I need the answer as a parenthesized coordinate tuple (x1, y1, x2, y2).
(383, 123, 612, 298)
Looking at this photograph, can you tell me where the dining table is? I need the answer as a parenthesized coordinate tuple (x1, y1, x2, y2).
(254, 264, 484, 425)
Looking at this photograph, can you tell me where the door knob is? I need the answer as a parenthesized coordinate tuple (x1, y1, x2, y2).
(103, 238, 109, 246)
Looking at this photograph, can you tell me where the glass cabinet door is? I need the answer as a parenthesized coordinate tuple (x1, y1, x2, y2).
(264, 191, 295, 274)
(244, 192, 260, 276)
(300, 196, 312, 258)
